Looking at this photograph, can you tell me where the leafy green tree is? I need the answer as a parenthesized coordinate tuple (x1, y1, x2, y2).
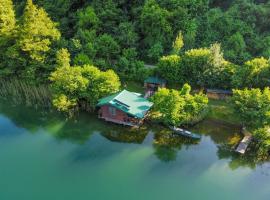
(151, 87, 184, 125)
(151, 84, 208, 126)
(140, 0, 172, 61)
(50, 49, 121, 112)
(181, 48, 211, 87)
(91, 0, 123, 36)
(231, 88, 270, 129)
(18, 0, 61, 62)
(117, 48, 146, 80)
(116, 22, 138, 49)
(73, 53, 92, 66)
(147, 42, 164, 62)
(157, 55, 181, 84)
(76, 6, 100, 30)
(172, 31, 184, 55)
(56, 48, 70, 68)
(95, 34, 120, 68)
(0, 0, 17, 75)
(232, 57, 270, 89)
(252, 127, 270, 161)
(0, 0, 16, 38)
(225, 32, 250, 64)
(203, 43, 236, 89)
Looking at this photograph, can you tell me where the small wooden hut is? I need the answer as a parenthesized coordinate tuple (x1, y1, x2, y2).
(97, 90, 153, 127)
(144, 77, 166, 98)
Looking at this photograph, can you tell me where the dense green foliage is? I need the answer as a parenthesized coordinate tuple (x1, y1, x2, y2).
(2, 0, 270, 84)
(157, 43, 235, 89)
(231, 88, 270, 129)
(252, 127, 270, 161)
(232, 57, 270, 89)
(0, 0, 61, 80)
(50, 49, 120, 112)
(151, 84, 208, 126)
(0, 0, 16, 38)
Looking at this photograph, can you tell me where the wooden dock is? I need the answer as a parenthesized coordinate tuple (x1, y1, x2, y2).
(235, 135, 252, 154)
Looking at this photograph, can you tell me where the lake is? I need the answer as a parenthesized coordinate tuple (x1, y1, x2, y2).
(0, 101, 269, 200)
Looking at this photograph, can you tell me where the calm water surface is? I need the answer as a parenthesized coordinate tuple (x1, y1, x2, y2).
(0, 101, 269, 200)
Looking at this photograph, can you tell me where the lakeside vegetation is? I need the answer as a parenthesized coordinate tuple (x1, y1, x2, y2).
(0, 0, 270, 162)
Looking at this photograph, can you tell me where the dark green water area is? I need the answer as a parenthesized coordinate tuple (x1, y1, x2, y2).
(0, 101, 269, 200)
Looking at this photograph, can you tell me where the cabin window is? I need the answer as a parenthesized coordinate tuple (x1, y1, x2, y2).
(109, 107, 116, 116)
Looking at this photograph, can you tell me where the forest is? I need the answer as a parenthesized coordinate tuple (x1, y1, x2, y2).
(1, 0, 270, 160)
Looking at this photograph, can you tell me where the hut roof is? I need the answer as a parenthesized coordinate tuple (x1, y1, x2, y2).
(97, 90, 153, 119)
(144, 77, 166, 85)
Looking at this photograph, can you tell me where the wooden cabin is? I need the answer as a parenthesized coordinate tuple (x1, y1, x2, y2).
(206, 89, 232, 100)
(97, 90, 153, 127)
(144, 77, 166, 98)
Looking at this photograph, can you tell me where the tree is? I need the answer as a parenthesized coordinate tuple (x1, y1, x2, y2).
(18, 0, 61, 62)
(172, 31, 184, 55)
(203, 43, 236, 89)
(225, 32, 250, 64)
(76, 6, 100, 30)
(147, 42, 164, 62)
(116, 22, 138, 49)
(50, 49, 121, 112)
(252, 127, 270, 161)
(232, 57, 270, 89)
(181, 48, 211, 87)
(56, 48, 70, 68)
(0, 0, 17, 75)
(157, 55, 181, 84)
(151, 84, 208, 126)
(95, 34, 120, 68)
(0, 0, 16, 38)
(140, 0, 172, 61)
(117, 48, 146, 80)
(231, 88, 270, 129)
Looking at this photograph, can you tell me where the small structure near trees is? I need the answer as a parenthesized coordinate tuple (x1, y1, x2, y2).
(97, 90, 153, 127)
(206, 89, 232, 100)
(144, 76, 166, 98)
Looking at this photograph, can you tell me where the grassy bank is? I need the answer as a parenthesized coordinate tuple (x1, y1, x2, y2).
(206, 99, 241, 125)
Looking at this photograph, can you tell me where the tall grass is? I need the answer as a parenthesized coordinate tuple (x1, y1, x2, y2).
(0, 78, 52, 108)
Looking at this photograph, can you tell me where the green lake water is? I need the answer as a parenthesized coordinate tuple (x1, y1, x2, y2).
(0, 101, 269, 200)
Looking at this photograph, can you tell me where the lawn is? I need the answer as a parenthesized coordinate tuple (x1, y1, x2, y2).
(206, 99, 241, 125)
(122, 81, 145, 94)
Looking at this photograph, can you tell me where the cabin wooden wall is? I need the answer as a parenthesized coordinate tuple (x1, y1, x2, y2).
(99, 105, 128, 121)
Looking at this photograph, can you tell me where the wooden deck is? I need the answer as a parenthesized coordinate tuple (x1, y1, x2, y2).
(235, 135, 252, 154)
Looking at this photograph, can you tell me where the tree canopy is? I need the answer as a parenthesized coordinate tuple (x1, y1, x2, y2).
(151, 84, 208, 126)
(231, 88, 270, 129)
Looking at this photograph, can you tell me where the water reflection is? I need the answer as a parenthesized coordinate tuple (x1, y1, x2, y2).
(0, 100, 269, 168)
(153, 128, 199, 162)
(100, 126, 148, 144)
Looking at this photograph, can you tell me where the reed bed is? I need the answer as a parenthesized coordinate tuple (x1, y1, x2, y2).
(0, 78, 52, 108)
